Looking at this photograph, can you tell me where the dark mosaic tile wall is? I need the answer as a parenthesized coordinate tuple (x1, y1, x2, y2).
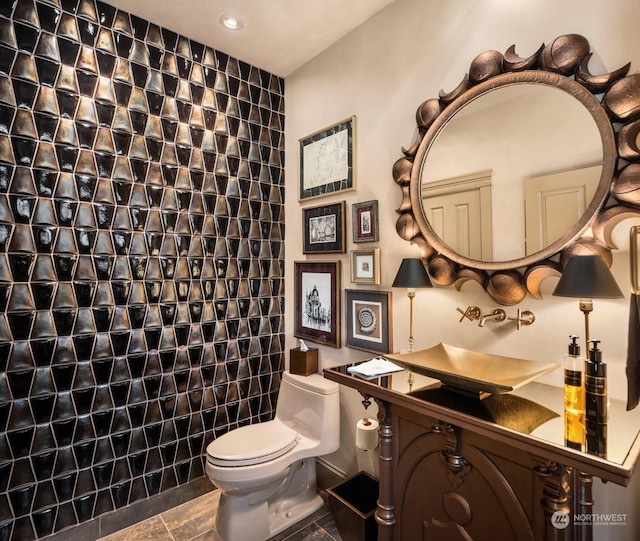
(0, 0, 285, 539)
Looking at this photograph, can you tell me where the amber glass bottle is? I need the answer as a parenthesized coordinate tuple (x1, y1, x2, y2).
(563, 335, 585, 450)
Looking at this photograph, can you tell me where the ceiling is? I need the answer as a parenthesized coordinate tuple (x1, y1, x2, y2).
(106, 0, 396, 77)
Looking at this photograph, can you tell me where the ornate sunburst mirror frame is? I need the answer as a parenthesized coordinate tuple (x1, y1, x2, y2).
(393, 34, 640, 305)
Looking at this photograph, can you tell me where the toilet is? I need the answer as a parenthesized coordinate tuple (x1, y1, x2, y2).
(205, 370, 340, 541)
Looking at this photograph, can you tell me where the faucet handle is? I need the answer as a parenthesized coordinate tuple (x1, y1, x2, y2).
(508, 309, 535, 330)
(457, 306, 481, 322)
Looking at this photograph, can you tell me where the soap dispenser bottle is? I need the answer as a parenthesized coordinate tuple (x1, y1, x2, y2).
(585, 339, 607, 424)
(585, 339, 607, 457)
(563, 335, 585, 450)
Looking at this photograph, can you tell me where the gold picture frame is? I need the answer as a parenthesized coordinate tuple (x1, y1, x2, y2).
(350, 248, 380, 285)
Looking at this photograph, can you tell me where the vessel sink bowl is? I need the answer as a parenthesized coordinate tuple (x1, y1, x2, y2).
(386, 343, 559, 395)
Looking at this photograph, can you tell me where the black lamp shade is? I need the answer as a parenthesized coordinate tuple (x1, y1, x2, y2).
(392, 258, 432, 288)
(552, 255, 623, 299)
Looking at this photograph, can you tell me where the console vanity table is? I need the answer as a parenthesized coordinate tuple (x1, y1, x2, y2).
(324, 361, 640, 541)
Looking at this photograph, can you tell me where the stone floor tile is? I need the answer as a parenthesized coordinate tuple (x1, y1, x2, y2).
(98, 515, 174, 541)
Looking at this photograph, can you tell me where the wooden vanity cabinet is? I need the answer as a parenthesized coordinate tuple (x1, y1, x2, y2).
(391, 405, 544, 540)
(324, 365, 640, 541)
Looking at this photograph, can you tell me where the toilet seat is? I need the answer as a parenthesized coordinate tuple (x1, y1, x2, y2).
(206, 421, 299, 467)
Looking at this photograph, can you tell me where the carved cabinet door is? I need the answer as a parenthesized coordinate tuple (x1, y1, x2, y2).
(392, 414, 535, 541)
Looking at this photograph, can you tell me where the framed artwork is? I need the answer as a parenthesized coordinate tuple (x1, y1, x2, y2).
(303, 201, 346, 254)
(294, 261, 341, 348)
(350, 248, 380, 284)
(345, 289, 393, 354)
(352, 200, 379, 243)
(299, 116, 356, 201)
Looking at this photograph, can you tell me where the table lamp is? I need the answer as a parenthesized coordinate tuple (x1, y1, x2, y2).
(552, 255, 623, 356)
(392, 258, 432, 352)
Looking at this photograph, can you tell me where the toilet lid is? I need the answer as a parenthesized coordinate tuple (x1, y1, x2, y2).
(206, 421, 299, 467)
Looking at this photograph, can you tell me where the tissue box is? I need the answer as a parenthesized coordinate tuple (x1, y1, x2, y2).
(290, 347, 318, 376)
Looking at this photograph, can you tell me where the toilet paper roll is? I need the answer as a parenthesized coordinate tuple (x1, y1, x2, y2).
(356, 418, 379, 451)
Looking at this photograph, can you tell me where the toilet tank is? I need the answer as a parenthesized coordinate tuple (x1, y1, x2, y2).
(276, 371, 340, 455)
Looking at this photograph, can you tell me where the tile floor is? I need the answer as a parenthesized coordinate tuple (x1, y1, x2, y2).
(97, 490, 344, 541)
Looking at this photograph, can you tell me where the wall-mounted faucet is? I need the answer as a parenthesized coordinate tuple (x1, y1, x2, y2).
(478, 308, 506, 327)
(475, 307, 536, 329)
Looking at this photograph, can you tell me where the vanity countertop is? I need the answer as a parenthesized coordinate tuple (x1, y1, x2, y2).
(325, 360, 640, 486)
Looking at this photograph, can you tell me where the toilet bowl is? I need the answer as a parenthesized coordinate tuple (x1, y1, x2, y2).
(205, 371, 340, 541)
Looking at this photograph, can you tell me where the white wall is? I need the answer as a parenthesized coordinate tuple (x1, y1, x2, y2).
(284, 0, 640, 538)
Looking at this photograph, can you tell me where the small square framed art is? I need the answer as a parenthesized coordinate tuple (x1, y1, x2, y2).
(350, 248, 380, 285)
(352, 199, 379, 243)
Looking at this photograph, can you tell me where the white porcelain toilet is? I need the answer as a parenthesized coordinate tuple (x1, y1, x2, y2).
(205, 371, 340, 541)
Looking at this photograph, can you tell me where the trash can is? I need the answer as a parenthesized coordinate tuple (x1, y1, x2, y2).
(327, 471, 379, 541)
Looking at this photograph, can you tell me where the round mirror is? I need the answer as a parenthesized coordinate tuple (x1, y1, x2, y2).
(393, 34, 640, 304)
(417, 74, 608, 268)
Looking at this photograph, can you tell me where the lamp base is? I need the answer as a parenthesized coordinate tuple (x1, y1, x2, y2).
(579, 299, 593, 359)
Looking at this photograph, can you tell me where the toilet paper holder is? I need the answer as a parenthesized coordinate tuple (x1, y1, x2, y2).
(356, 417, 379, 451)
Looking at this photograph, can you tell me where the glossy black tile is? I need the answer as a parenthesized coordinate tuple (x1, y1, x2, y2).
(72, 439, 96, 471)
(92, 460, 113, 491)
(0, 41, 15, 75)
(110, 480, 130, 510)
(91, 410, 112, 439)
(9, 484, 36, 522)
(77, 18, 97, 48)
(109, 33, 130, 59)
(7, 311, 34, 340)
(0, 2, 284, 537)
(55, 90, 79, 121)
(54, 472, 77, 503)
(76, 69, 97, 96)
(72, 387, 95, 416)
(32, 505, 55, 537)
(0, 164, 12, 194)
(0, 105, 15, 136)
(5, 367, 32, 403)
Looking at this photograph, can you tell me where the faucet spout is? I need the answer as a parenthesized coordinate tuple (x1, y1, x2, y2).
(478, 308, 506, 327)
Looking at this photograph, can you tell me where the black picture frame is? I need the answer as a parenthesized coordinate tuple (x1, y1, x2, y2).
(299, 116, 356, 201)
(345, 289, 393, 354)
(294, 261, 341, 348)
(303, 201, 346, 254)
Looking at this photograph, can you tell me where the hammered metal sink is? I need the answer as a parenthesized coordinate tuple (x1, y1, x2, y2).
(386, 343, 559, 395)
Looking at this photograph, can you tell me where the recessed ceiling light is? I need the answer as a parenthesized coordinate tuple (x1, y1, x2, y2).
(220, 14, 243, 30)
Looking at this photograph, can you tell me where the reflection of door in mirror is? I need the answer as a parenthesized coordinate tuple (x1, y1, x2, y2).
(422, 171, 492, 260)
(524, 164, 601, 256)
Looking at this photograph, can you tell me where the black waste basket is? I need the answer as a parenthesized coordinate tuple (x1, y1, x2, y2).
(327, 471, 378, 541)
